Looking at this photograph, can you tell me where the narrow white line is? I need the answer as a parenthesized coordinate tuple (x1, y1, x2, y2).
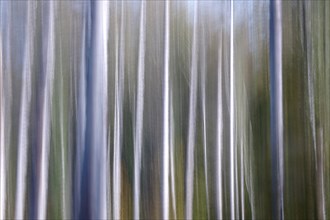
(163, 0, 170, 219)
(230, 1, 236, 219)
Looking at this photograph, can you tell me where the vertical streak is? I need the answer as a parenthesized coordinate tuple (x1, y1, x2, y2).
(37, 1, 55, 219)
(319, 129, 326, 220)
(277, 0, 284, 217)
(91, 1, 109, 219)
(235, 129, 239, 218)
(241, 138, 245, 220)
(58, 23, 67, 220)
(134, 0, 146, 219)
(304, 0, 316, 166)
(201, 21, 210, 220)
(75, 3, 87, 217)
(107, 130, 112, 219)
(1, 4, 12, 218)
(185, 1, 198, 219)
(217, 38, 223, 220)
(113, 1, 124, 219)
(324, 3, 330, 219)
(0, 25, 5, 220)
(170, 94, 177, 219)
(101, 1, 109, 219)
(270, 0, 283, 219)
(230, 0, 236, 219)
(15, 2, 34, 219)
(0, 1, 12, 217)
(60, 59, 66, 220)
(113, 2, 120, 218)
(163, 0, 170, 219)
(102, 4, 110, 217)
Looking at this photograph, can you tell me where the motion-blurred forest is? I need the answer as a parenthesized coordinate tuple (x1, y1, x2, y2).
(0, 1, 330, 220)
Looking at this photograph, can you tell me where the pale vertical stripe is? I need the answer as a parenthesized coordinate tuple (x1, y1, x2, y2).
(58, 23, 67, 220)
(162, 0, 170, 219)
(37, 2, 55, 219)
(91, 1, 110, 219)
(275, 1, 284, 218)
(217, 39, 223, 220)
(201, 21, 210, 220)
(241, 138, 245, 220)
(134, 0, 146, 219)
(113, 1, 124, 218)
(230, 0, 236, 219)
(185, 1, 198, 219)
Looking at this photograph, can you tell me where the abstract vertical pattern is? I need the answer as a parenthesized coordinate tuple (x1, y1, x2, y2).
(0, 1, 329, 220)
